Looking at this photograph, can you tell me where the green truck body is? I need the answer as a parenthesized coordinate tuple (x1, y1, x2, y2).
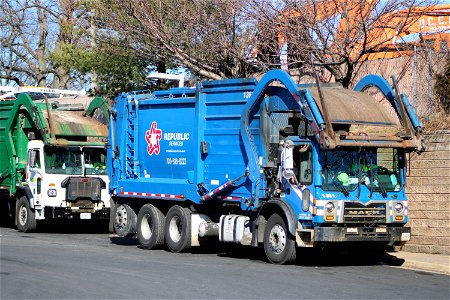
(0, 94, 110, 231)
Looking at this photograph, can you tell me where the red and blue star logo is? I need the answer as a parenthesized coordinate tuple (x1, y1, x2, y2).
(145, 121, 162, 155)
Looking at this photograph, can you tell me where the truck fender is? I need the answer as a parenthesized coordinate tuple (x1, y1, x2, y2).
(16, 186, 34, 207)
(253, 198, 297, 246)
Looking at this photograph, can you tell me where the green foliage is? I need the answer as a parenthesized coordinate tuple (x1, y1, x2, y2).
(50, 43, 151, 97)
(434, 56, 450, 114)
(50, 44, 93, 74)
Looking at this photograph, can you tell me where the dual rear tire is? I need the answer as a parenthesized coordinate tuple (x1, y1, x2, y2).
(137, 204, 165, 249)
(137, 205, 297, 265)
(136, 204, 191, 253)
(164, 205, 191, 253)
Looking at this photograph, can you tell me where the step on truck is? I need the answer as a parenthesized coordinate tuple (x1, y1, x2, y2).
(108, 69, 423, 264)
(0, 93, 111, 231)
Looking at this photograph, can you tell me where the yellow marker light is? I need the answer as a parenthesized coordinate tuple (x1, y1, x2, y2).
(395, 215, 404, 221)
(49, 183, 55, 187)
(325, 215, 335, 221)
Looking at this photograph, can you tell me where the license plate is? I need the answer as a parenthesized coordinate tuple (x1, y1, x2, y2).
(401, 232, 411, 241)
(80, 213, 91, 220)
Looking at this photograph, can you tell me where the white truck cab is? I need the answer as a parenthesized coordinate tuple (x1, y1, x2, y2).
(24, 140, 110, 221)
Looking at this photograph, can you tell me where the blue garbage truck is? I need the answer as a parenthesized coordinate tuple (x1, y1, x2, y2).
(108, 69, 423, 264)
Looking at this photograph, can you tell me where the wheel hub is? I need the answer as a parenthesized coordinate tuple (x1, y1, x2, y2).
(169, 216, 182, 243)
(268, 224, 286, 254)
(19, 206, 27, 226)
(140, 214, 152, 240)
(115, 206, 128, 230)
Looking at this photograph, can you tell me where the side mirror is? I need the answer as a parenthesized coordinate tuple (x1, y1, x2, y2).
(29, 151, 37, 168)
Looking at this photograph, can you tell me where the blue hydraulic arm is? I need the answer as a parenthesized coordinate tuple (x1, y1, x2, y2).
(354, 74, 424, 152)
(354, 74, 422, 131)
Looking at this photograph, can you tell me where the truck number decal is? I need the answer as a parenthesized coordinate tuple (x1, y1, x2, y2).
(145, 121, 162, 156)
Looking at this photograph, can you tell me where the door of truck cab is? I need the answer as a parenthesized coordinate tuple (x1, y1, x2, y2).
(294, 143, 314, 218)
(26, 148, 43, 207)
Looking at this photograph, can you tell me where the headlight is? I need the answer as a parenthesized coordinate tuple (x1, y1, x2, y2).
(325, 202, 335, 213)
(48, 189, 57, 197)
(394, 202, 404, 213)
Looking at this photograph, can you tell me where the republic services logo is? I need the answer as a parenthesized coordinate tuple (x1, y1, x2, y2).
(145, 121, 162, 155)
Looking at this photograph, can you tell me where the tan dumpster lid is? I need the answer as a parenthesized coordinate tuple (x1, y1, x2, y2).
(308, 87, 400, 127)
(42, 110, 108, 137)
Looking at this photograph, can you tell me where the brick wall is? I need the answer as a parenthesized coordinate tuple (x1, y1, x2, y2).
(404, 131, 450, 254)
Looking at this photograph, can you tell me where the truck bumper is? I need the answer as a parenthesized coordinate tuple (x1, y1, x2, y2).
(314, 226, 411, 243)
(44, 207, 110, 220)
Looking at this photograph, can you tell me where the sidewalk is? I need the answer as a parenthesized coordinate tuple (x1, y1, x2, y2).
(384, 251, 450, 275)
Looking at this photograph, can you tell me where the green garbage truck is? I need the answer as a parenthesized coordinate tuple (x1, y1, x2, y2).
(0, 93, 110, 231)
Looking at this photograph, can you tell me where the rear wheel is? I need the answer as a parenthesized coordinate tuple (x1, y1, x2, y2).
(16, 196, 37, 232)
(114, 203, 137, 237)
(137, 204, 165, 249)
(263, 213, 296, 264)
(164, 205, 191, 253)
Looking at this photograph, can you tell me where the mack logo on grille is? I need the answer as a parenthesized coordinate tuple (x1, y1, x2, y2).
(343, 202, 386, 223)
(347, 210, 383, 216)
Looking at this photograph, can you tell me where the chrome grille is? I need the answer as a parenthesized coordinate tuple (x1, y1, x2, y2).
(343, 202, 386, 223)
(64, 177, 103, 201)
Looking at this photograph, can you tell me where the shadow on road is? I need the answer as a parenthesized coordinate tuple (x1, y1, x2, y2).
(1, 220, 110, 234)
(213, 245, 406, 267)
(110, 236, 139, 246)
(107, 236, 406, 268)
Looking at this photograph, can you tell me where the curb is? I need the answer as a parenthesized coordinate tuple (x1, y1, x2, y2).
(384, 252, 450, 275)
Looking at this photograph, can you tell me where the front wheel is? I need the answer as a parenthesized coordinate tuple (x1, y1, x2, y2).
(137, 204, 165, 249)
(164, 205, 191, 253)
(263, 214, 296, 264)
(16, 196, 37, 232)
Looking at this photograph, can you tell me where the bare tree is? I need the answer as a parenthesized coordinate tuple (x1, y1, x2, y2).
(95, 0, 262, 80)
(0, 0, 89, 87)
(52, 0, 85, 88)
(254, 0, 433, 87)
(0, 0, 55, 86)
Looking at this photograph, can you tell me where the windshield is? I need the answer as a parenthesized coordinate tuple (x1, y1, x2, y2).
(84, 148, 107, 175)
(44, 147, 107, 175)
(45, 147, 82, 175)
(321, 148, 402, 193)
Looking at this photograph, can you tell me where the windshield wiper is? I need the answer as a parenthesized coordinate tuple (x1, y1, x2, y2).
(333, 180, 349, 197)
(357, 158, 362, 198)
(374, 173, 388, 198)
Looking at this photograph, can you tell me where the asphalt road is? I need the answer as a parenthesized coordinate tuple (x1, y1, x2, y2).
(1, 224, 449, 299)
